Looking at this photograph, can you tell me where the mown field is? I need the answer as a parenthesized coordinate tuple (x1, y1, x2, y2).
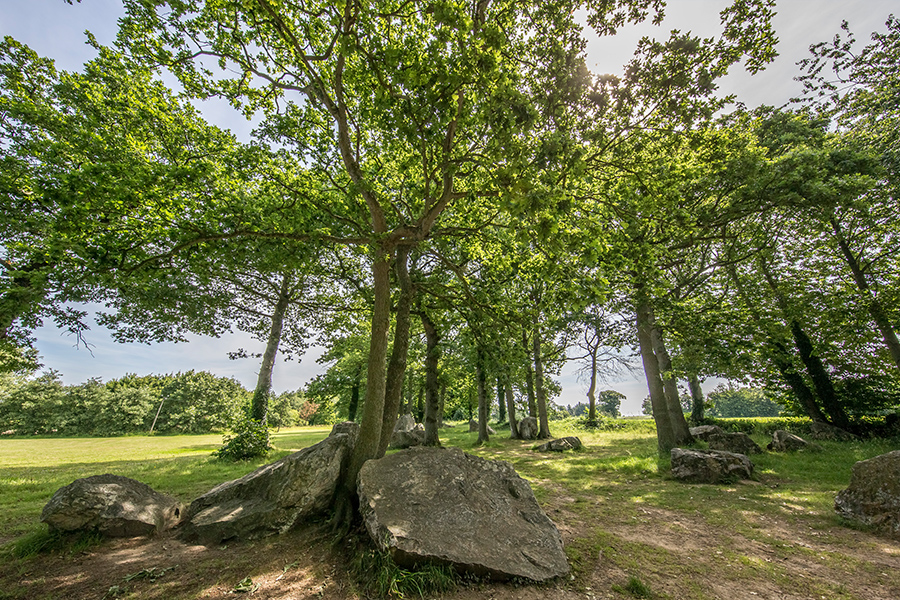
(1, 420, 899, 599)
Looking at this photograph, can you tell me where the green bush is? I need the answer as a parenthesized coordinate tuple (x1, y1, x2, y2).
(214, 418, 273, 461)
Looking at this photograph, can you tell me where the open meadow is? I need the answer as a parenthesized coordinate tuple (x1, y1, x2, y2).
(1, 422, 899, 600)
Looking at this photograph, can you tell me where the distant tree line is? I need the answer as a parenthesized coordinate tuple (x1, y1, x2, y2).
(0, 371, 326, 436)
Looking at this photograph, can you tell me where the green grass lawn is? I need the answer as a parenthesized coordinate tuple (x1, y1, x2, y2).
(0, 427, 332, 541)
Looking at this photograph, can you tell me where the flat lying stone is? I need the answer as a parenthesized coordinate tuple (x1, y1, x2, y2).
(671, 448, 754, 484)
(41, 474, 182, 537)
(689, 425, 725, 441)
(358, 447, 569, 581)
(707, 431, 763, 455)
(179, 422, 358, 544)
(535, 437, 583, 452)
(835, 450, 900, 536)
(767, 430, 818, 452)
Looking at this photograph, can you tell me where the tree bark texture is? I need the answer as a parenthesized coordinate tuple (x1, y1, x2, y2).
(476, 346, 490, 445)
(587, 348, 598, 422)
(636, 297, 677, 454)
(688, 373, 704, 422)
(251, 272, 292, 425)
(421, 310, 442, 446)
(649, 317, 693, 446)
(531, 319, 551, 439)
(504, 371, 520, 439)
(523, 328, 538, 418)
(497, 377, 506, 423)
(377, 247, 413, 457)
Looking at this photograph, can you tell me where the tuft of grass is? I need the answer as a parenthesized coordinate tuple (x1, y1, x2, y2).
(349, 543, 457, 598)
(2, 527, 103, 560)
(613, 574, 654, 598)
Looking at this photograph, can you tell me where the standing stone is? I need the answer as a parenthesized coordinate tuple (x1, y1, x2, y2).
(707, 432, 763, 455)
(518, 416, 539, 440)
(389, 428, 425, 449)
(41, 474, 183, 537)
(179, 423, 358, 543)
(835, 450, 900, 535)
(535, 437, 583, 452)
(670, 448, 754, 483)
(358, 447, 570, 581)
(394, 414, 416, 433)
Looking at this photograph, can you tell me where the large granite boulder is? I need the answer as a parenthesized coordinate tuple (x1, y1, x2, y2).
(394, 414, 416, 433)
(41, 474, 182, 537)
(389, 428, 425, 449)
(468, 419, 495, 434)
(767, 430, 819, 452)
(835, 450, 900, 536)
(707, 431, 763, 455)
(358, 447, 569, 582)
(518, 416, 539, 440)
(535, 437, 583, 452)
(810, 422, 858, 441)
(689, 425, 725, 441)
(179, 422, 358, 544)
(671, 448, 754, 484)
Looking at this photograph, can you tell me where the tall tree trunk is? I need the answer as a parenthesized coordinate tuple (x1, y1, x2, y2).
(830, 216, 900, 371)
(337, 251, 392, 514)
(251, 272, 292, 425)
(636, 296, 677, 454)
(587, 347, 598, 422)
(404, 368, 414, 414)
(476, 345, 490, 444)
(789, 320, 851, 430)
(504, 371, 520, 439)
(421, 310, 442, 447)
(523, 328, 538, 418)
(648, 316, 693, 445)
(497, 377, 506, 423)
(759, 257, 850, 429)
(688, 373, 704, 422)
(532, 319, 552, 439)
(377, 247, 413, 457)
(727, 261, 827, 422)
(348, 367, 361, 422)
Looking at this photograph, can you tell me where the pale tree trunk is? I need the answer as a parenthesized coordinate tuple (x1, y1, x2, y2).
(830, 216, 900, 371)
(523, 328, 538, 418)
(688, 373, 704, 422)
(377, 247, 413, 457)
(476, 345, 490, 444)
(636, 297, 677, 454)
(421, 310, 442, 446)
(532, 318, 552, 439)
(251, 272, 292, 425)
(587, 347, 598, 422)
(649, 321, 692, 445)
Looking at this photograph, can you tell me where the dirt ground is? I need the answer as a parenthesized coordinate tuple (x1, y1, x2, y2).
(6, 485, 900, 600)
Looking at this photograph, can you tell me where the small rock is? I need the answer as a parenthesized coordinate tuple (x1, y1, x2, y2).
(810, 422, 858, 441)
(468, 419, 495, 434)
(689, 425, 725, 441)
(358, 447, 569, 581)
(835, 450, 900, 536)
(41, 474, 183, 537)
(767, 430, 818, 452)
(671, 448, 754, 483)
(707, 432, 763, 455)
(535, 437, 583, 452)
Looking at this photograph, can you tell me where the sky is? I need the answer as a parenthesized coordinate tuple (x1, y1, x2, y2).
(1, 1, 896, 415)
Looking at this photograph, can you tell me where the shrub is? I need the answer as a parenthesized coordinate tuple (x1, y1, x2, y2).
(214, 418, 273, 461)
